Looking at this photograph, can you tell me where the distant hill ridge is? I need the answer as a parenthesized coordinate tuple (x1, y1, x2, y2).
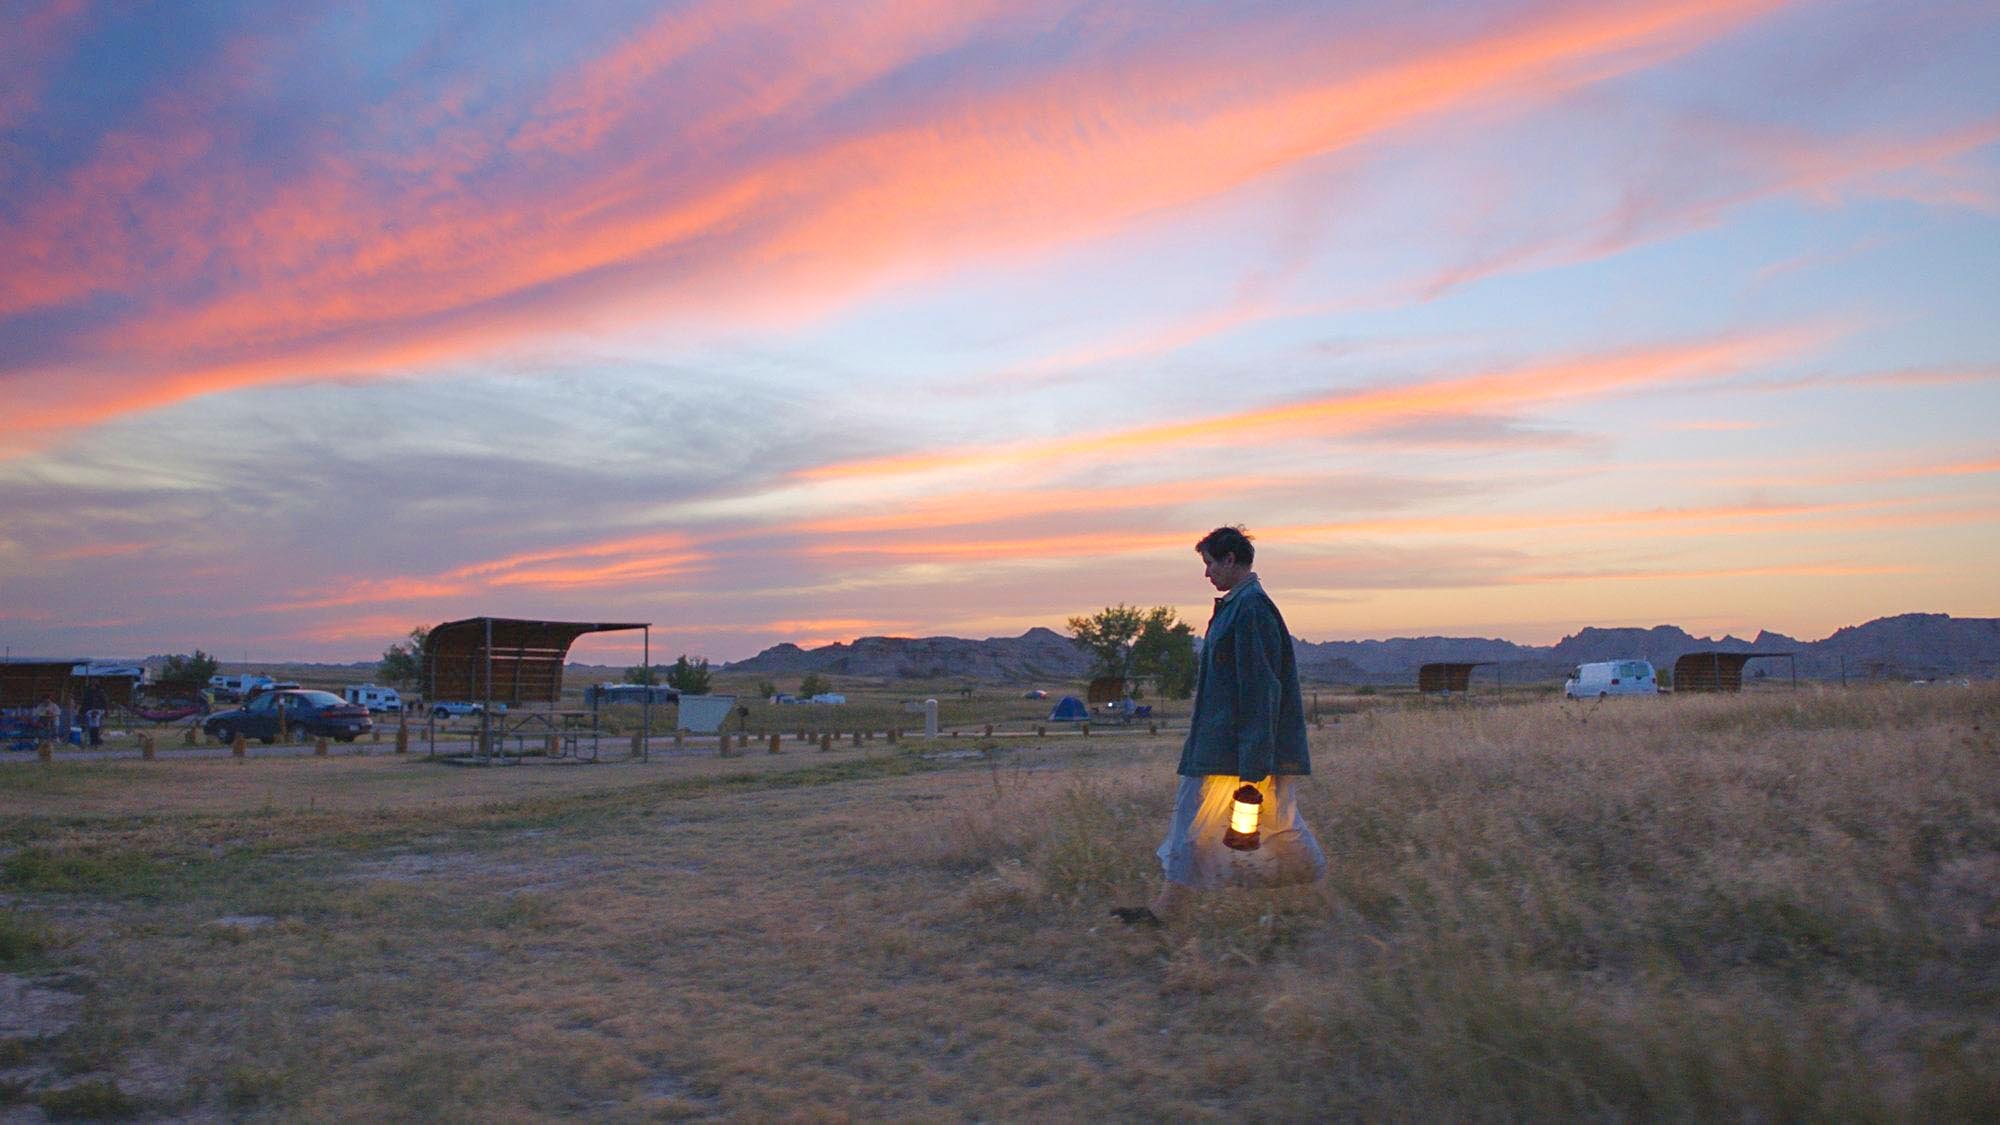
(724, 613, 2000, 684)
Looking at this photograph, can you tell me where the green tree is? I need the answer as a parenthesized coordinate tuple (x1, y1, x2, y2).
(664, 655, 712, 694)
(623, 664, 660, 685)
(798, 673, 830, 698)
(156, 650, 219, 694)
(377, 626, 430, 689)
(1130, 607, 1198, 699)
(756, 680, 778, 700)
(1066, 604, 1146, 682)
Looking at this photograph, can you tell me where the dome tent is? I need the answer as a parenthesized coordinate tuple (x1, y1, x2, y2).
(1048, 695, 1088, 722)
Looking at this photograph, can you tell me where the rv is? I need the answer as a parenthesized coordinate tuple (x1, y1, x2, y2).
(342, 684, 403, 713)
(208, 674, 276, 701)
(1565, 660, 1658, 699)
(584, 683, 678, 706)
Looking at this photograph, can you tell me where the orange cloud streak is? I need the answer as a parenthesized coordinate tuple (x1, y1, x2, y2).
(803, 329, 1818, 482)
(1506, 563, 1921, 585)
(1888, 458, 2000, 479)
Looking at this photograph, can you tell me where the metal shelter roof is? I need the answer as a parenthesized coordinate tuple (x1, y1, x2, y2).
(1671, 650, 1797, 693)
(423, 618, 649, 707)
(1417, 662, 1492, 693)
(0, 660, 141, 708)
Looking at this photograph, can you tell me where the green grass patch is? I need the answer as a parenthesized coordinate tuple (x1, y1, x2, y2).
(1, 847, 171, 898)
(0, 908, 57, 967)
(36, 1079, 141, 1120)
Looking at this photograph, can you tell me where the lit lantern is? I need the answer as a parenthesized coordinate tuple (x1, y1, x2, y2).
(1223, 783, 1263, 851)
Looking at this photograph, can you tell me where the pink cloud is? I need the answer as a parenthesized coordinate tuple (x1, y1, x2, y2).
(0, 0, 1789, 449)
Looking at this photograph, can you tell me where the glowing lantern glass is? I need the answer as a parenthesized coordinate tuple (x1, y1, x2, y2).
(1223, 783, 1263, 851)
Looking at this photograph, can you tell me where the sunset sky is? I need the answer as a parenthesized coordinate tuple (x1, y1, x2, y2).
(2, 0, 1996, 666)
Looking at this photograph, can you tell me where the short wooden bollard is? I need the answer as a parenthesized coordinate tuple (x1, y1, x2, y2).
(631, 731, 644, 757)
(314, 738, 328, 757)
(1081, 722, 1090, 737)
(719, 732, 734, 756)
(546, 735, 559, 756)
(674, 730, 685, 750)
(852, 730, 862, 747)
(232, 734, 246, 757)
(1036, 725, 1045, 738)
(768, 733, 781, 754)
(1149, 722, 1158, 735)
(36, 742, 52, 762)
(983, 724, 992, 738)
(140, 734, 156, 760)
(183, 724, 198, 745)
(886, 728, 898, 744)
(394, 726, 409, 754)
(371, 728, 381, 743)
(819, 732, 832, 752)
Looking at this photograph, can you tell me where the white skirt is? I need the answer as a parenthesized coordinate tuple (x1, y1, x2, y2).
(1156, 774, 1326, 890)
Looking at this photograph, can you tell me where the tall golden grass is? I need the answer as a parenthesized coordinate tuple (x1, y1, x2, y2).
(0, 684, 1992, 1118)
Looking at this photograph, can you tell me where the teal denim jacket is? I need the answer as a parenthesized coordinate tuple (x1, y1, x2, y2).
(1177, 577, 1311, 782)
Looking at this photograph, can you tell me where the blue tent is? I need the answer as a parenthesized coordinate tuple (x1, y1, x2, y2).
(1048, 695, 1088, 722)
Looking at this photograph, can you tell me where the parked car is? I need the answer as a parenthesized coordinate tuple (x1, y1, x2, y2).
(429, 700, 507, 719)
(203, 689, 372, 744)
(1564, 660, 1658, 699)
(1023, 690, 1048, 700)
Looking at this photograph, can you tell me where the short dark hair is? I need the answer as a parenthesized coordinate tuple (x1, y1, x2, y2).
(1195, 525, 1254, 566)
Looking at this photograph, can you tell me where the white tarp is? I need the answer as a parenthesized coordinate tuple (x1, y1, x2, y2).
(677, 694, 736, 733)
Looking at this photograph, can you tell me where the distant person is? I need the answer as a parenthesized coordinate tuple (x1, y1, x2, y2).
(32, 695, 61, 740)
(1115, 526, 1324, 926)
(83, 688, 106, 747)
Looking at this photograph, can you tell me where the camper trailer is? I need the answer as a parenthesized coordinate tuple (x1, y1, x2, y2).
(342, 684, 403, 713)
(1565, 660, 1658, 699)
(208, 674, 276, 701)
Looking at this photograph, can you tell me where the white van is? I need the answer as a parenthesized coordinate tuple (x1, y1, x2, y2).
(342, 684, 403, 713)
(1565, 660, 1658, 699)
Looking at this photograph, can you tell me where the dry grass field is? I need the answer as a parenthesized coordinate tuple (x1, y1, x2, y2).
(2, 685, 1995, 1119)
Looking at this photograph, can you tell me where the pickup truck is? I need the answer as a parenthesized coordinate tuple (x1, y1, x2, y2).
(428, 700, 508, 719)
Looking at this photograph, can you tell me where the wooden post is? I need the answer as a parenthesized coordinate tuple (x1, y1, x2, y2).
(631, 730, 644, 757)
(232, 734, 246, 758)
(852, 730, 862, 747)
(1081, 722, 1090, 737)
(314, 738, 328, 757)
(719, 732, 733, 756)
(140, 734, 156, 760)
(819, 732, 832, 753)
(1036, 725, 1045, 738)
(886, 728, 898, 744)
(394, 725, 409, 754)
(36, 741, 52, 762)
(1149, 722, 1158, 735)
(183, 724, 198, 745)
(371, 727, 381, 744)
(546, 734, 559, 756)
(983, 724, 992, 738)
(674, 730, 685, 750)
(768, 733, 782, 754)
